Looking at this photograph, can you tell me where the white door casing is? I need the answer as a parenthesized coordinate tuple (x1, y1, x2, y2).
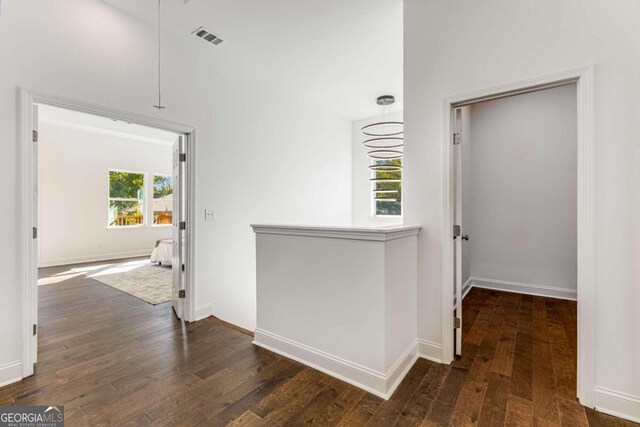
(440, 66, 595, 406)
(453, 108, 463, 357)
(20, 88, 197, 379)
(31, 104, 39, 366)
(172, 135, 185, 319)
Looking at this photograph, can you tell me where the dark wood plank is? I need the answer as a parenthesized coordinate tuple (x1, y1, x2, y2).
(250, 368, 322, 418)
(0, 263, 634, 427)
(227, 410, 265, 427)
(394, 362, 445, 427)
(511, 295, 534, 401)
(310, 385, 366, 426)
(336, 393, 384, 426)
(532, 296, 561, 424)
(505, 394, 533, 426)
(260, 369, 334, 425)
(368, 361, 431, 426)
(477, 372, 510, 426)
(558, 396, 590, 426)
(491, 292, 520, 378)
(546, 299, 577, 401)
(288, 377, 350, 424)
(424, 365, 468, 425)
(202, 359, 305, 424)
(584, 407, 639, 427)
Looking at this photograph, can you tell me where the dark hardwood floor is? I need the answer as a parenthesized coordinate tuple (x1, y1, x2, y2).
(0, 265, 636, 426)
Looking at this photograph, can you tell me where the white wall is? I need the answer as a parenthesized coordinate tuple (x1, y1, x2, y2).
(352, 112, 403, 226)
(0, 0, 351, 379)
(405, 0, 640, 418)
(38, 121, 173, 267)
(463, 85, 577, 294)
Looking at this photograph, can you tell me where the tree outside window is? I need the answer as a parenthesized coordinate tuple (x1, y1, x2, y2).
(373, 158, 402, 216)
(153, 175, 173, 225)
(108, 170, 145, 227)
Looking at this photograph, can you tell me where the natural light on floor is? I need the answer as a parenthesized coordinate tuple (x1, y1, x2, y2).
(38, 259, 152, 285)
(81, 260, 149, 278)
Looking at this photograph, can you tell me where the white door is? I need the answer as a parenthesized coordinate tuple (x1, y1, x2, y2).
(453, 108, 463, 357)
(172, 135, 186, 319)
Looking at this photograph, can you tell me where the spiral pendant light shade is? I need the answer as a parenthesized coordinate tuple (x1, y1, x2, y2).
(363, 96, 403, 212)
(361, 96, 404, 160)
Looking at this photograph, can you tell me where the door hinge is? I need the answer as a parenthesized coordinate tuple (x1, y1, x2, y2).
(179, 153, 186, 162)
(181, 264, 185, 272)
(455, 317, 461, 329)
(33, 324, 37, 335)
(453, 225, 461, 239)
(179, 221, 186, 230)
(178, 289, 186, 298)
(33, 227, 38, 239)
(33, 130, 38, 142)
(453, 132, 462, 145)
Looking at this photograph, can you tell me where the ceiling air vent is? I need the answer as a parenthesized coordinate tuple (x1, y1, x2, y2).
(192, 26, 224, 46)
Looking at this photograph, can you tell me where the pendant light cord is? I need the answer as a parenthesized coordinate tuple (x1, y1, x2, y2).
(155, 0, 164, 109)
(157, 0, 161, 107)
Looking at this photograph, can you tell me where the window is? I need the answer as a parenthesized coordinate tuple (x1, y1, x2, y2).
(373, 158, 402, 216)
(108, 170, 145, 227)
(153, 174, 173, 225)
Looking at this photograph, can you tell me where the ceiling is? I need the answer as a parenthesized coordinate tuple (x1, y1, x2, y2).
(101, 0, 403, 121)
(38, 104, 179, 145)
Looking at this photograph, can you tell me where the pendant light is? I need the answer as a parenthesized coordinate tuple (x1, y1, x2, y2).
(361, 95, 403, 161)
(365, 96, 402, 210)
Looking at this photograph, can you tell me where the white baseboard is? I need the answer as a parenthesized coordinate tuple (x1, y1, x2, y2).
(0, 360, 22, 388)
(253, 328, 419, 399)
(384, 342, 419, 399)
(39, 250, 153, 268)
(194, 304, 213, 321)
(417, 339, 442, 363)
(461, 277, 473, 300)
(469, 277, 577, 301)
(594, 386, 640, 424)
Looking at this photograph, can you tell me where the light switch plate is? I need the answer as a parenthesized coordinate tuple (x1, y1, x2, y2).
(204, 209, 216, 221)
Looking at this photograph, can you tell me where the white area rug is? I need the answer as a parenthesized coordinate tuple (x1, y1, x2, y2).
(74, 259, 172, 305)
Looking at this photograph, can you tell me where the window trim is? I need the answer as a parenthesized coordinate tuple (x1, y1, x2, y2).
(107, 168, 146, 229)
(370, 158, 403, 218)
(151, 172, 173, 228)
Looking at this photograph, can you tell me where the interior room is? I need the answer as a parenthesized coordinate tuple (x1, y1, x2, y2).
(458, 84, 578, 302)
(37, 104, 180, 307)
(0, 0, 638, 425)
(450, 84, 580, 420)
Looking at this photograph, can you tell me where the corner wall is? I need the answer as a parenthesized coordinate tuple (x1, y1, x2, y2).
(405, 0, 640, 420)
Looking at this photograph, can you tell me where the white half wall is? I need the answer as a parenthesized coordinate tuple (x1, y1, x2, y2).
(38, 121, 173, 267)
(463, 85, 577, 294)
(404, 0, 640, 420)
(252, 224, 420, 398)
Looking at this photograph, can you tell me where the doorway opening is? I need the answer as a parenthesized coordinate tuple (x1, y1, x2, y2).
(441, 67, 595, 407)
(20, 90, 197, 379)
